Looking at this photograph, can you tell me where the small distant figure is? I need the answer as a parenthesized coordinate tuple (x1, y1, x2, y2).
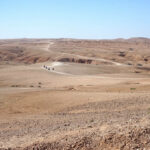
(48, 68, 50, 70)
(43, 65, 45, 68)
(52, 68, 54, 70)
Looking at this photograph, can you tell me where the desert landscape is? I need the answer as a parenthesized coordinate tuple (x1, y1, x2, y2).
(0, 38, 150, 149)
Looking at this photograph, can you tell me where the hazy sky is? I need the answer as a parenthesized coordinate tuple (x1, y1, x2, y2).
(0, 0, 150, 39)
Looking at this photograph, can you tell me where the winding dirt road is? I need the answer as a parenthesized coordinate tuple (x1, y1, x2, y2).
(46, 41, 124, 66)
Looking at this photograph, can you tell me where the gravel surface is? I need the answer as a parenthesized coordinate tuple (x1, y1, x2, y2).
(0, 93, 150, 149)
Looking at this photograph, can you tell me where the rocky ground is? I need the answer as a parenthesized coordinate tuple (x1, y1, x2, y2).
(0, 38, 150, 149)
(0, 93, 150, 149)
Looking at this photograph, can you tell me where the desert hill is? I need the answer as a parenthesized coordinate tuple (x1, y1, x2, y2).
(0, 38, 150, 65)
(0, 38, 150, 149)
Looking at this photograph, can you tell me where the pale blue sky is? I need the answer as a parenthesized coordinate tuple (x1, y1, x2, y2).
(0, 0, 150, 39)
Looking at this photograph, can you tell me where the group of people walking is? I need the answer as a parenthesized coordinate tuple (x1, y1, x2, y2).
(43, 65, 54, 71)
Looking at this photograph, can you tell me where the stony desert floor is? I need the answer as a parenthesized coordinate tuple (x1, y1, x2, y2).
(0, 38, 150, 149)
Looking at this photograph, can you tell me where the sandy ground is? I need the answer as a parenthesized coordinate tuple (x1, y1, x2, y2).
(0, 38, 150, 149)
(0, 62, 150, 149)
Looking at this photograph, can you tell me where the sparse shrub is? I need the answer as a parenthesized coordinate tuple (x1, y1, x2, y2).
(90, 119, 94, 123)
(147, 108, 150, 114)
(11, 85, 18, 87)
(144, 58, 148, 62)
(130, 88, 136, 90)
(128, 62, 132, 65)
(135, 71, 141, 73)
(30, 85, 34, 87)
(129, 48, 134, 51)
(119, 52, 126, 57)
(137, 64, 143, 67)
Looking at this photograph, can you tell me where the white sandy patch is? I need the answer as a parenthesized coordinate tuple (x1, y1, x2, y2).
(42, 62, 73, 75)
(51, 62, 63, 67)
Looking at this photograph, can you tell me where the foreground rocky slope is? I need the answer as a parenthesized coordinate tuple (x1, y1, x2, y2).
(1, 92, 150, 149)
(24, 128, 150, 150)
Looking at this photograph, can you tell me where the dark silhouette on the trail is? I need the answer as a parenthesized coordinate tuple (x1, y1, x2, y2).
(43, 65, 55, 71)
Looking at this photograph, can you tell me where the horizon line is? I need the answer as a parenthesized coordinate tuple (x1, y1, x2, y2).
(0, 36, 149, 41)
